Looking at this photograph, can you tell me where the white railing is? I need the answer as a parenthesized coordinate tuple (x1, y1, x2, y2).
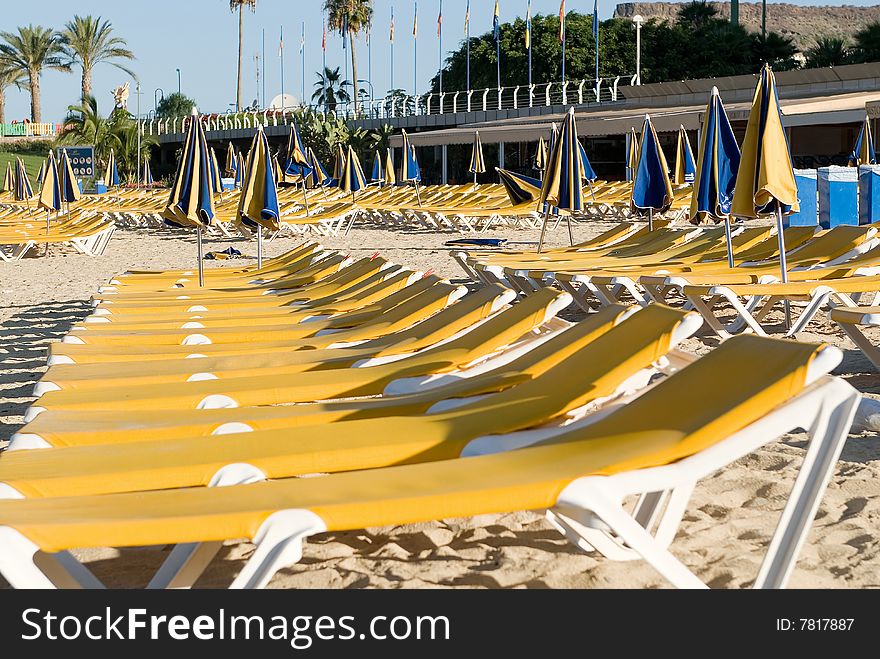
(137, 75, 632, 137)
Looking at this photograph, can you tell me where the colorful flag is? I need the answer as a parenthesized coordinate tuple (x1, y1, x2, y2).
(525, 0, 531, 49)
(300, 24, 304, 54)
(464, 0, 470, 35)
(322, 20, 326, 50)
(559, 0, 566, 43)
(343, 14, 348, 49)
(493, 0, 500, 41)
(437, 2, 442, 37)
(413, 2, 418, 38)
(390, 7, 395, 43)
(279, 25, 284, 57)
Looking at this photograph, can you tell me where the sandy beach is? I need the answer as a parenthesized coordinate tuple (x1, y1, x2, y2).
(2, 223, 879, 589)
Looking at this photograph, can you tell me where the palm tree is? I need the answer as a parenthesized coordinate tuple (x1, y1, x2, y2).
(311, 66, 351, 112)
(0, 25, 69, 123)
(57, 95, 120, 165)
(324, 0, 373, 114)
(230, 0, 257, 112)
(853, 22, 880, 63)
(804, 37, 850, 68)
(0, 64, 26, 125)
(60, 16, 136, 102)
(677, 1, 719, 30)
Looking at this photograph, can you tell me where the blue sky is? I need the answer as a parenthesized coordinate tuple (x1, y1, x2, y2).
(2, 0, 877, 122)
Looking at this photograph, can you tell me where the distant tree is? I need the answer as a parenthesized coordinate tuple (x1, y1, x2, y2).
(57, 95, 120, 165)
(156, 91, 196, 119)
(60, 15, 135, 102)
(0, 25, 69, 122)
(804, 37, 850, 68)
(677, 1, 719, 29)
(853, 21, 880, 63)
(229, 0, 257, 111)
(311, 66, 351, 112)
(382, 88, 414, 115)
(751, 32, 800, 70)
(324, 0, 373, 114)
(0, 64, 26, 124)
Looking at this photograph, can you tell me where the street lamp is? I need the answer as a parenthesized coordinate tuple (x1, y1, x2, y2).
(632, 14, 644, 86)
(357, 78, 375, 101)
(176, 68, 181, 95)
(154, 88, 164, 112)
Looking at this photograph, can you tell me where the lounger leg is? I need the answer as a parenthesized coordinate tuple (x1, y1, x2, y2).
(148, 542, 225, 589)
(836, 320, 880, 370)
(754, 382, 860, 589)
(230, 510, 326, 589)
(0, 527, 105, 588)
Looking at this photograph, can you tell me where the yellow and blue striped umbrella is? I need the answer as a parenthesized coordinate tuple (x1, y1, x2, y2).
(340, 145, 367, 200)
(37, 159, 46, 187)
(630, 114, 673, 229)
(627, 127, 639, 181)
(383, 148, 396, 186)
(143, 158, 154, 186)
(848, 116, 876, 167)
(497, 167, 542, 205)
(731, 64, 799, 325)
(236, 124, 280, 233)
(399, 130, 422, 182)
(537, 107, 584, 251)
(283, 122, 313, 181)
(690, 87, 741, 266)
(370, 150, 384, 183)
(234, 151, 246, 188)
(225, 141, 238, 177)
(59, 149, 81, 204)
(468, 130, 486, 184)
(106, 149, 120, 187)
(534, 135, 548, 173)
(673, 125, 696, 185)
(209, 147, 224, 196)
(332, 144, 346, 182)
(163, 111, 216, 228)
(307, 147, 332, 188)
(14, 157, 33, 201)
(38, 151, 62, 213)
(3, 161, 14, 192)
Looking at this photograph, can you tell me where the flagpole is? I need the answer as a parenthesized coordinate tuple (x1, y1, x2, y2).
(438, 0, 443, 96)
(390, 6, 395, 92)
(527, 0, 532, 88)
(593, 0, 600, 84)
(262, 29, 266, 107)
(368, 21, 372, 102)
(301, 22, 305, 104)
(413, 1, 418, 96)
(280, 26, 285, 108)
(465, 1, 470, 92)
(322, 19, 327, 106)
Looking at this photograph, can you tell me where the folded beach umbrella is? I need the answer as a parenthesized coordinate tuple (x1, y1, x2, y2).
(162, 109, 216, 286)
(209, 147, 224, 198)
(332, 144, 346, 182)
(14, 157, 33, 204)
(577, 140, 598, 183)
(283, 122, 313, 180)
(848, 117, 876, 167)
(3, 161, 14, 192)
(469, 131, 486, 185)
(143, 158, 154, 186)
(537, 107, 584, 252)
(234, 152, 246, 188)
(38, 151, 62, 236)
(106, 149, 120, 187)
(58, 149, 81, 206)
(548, 122, 560, 161)
(732, 63, 799, 326)
(627, 127, 639, 181)
(236, 124, 280, 268)
(497, 167, 543, 205)
(630, 114, 673, 231)
(383, 148, 396, 187)
(307, 147, 332, 188)
(370, 150, 384, 184)
(399, 129, 423, 205)
(340, 145, 367, 201)
(690, 87, 741, 267)
(272, 153, 282, 185)
(673, 125, 696, 185)
(534, 136, 548, 175)
(36, 159, 46, 187)
(225, 141, 238, 177)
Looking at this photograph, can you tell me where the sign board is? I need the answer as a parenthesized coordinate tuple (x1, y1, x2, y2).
(56, 146, 95, 178)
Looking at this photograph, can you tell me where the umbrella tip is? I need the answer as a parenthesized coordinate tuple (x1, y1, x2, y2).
(191, 106, 198, 116)
(711, 85, 719, 96)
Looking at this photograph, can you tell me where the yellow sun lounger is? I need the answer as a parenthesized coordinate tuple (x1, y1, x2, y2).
(0, 334, 858, 589)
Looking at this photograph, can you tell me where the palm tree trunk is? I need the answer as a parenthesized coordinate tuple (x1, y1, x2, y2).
(82, 67, 92, 102)
(349, 29, 359, 114)
(236, 6, 244, 111)
(0, 88, 5, 125)
(29, 70, 40, 123)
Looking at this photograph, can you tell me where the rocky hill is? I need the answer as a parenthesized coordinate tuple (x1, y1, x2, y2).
(613, 2, 880, 49)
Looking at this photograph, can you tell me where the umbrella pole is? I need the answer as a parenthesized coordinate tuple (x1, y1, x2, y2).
(415, 182, 422, 207)
(566, 214, 574, 247)
(46, 209, 50, 235)
(257, 225, 263, 269)
(587, 179, 596, 202)
(302, 180, 310, 215)
(197, 226, 205, 288)
(724, 217, 735, 269)
(474, 172, 477, 188)
(648, 208, 654, 232)
(537, 205, 551, 254)
(775, 207, 791, 331)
